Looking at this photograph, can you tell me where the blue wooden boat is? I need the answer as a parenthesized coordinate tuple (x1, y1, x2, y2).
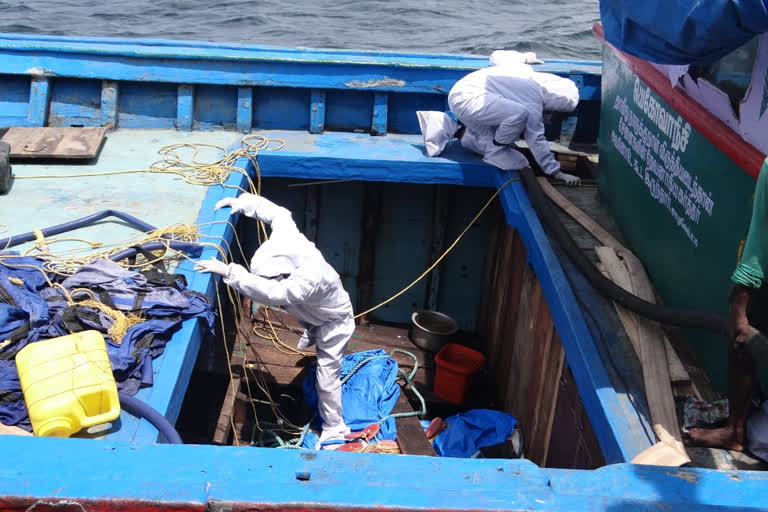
(0, 31, 765, 511)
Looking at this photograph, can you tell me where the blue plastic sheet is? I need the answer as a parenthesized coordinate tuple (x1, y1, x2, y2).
(600, 0, 768, 65)
(0, 254, 215, 428)
(302, 349, 400, 448)
(430, 409, 518, 458)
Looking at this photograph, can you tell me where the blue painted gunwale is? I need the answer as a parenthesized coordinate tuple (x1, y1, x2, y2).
(0, 435, 765, 511)
(0, 32, 602, 136)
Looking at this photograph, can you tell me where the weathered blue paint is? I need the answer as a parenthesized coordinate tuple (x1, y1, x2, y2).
(427, 186, 448, 312)
(309, 89, 326, 134)
(193, 84, 237, 130)
(303, 184, 320, 243)
(388, 91, 448, 134)
(253, 86, 309, 130)
(0, 33, 601, 72)
(371, 92, 388, 135)
(313, 180, 364, 302)
(0, 33, 603, 138)
(325, 89, 373, 132)
(252, 129, 497, 186)
(435, 186, 493, 331)
(118, 81, 177, 129)
(0, 129, 239, 443)
(99, 80, 119, 128)
(0, 35, 601, 104)
(236, 87, 253, 133)
(0, 74, 30, 123)
(26, 76, 49, 126)
(48, 77, 101, 127)
(177, 84, 195, 131)
(0, 435, 764, 511)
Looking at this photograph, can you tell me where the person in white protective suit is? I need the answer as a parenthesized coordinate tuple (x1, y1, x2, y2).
(194, 193, 354, 449)
(417, 50, 582, 185)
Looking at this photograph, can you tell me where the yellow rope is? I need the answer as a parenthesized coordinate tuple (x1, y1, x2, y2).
(74, 299, 144, 345)
(354, 176, 519, 319)
(14, 135, 283, 195)
(1, 134, 518, 444)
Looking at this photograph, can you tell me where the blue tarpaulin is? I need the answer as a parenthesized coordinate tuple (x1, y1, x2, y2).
(302, 349, 400, 448)
(0, 254, 215, 429)
(600, 0, 768, 65)
(428, 409, 518, 458)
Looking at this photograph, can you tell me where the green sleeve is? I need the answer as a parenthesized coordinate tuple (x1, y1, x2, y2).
(732, 158, 768, 289)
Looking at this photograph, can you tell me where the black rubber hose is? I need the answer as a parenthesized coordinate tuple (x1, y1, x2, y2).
(118, 392, 183, 444)
(519, 167, 729, 336)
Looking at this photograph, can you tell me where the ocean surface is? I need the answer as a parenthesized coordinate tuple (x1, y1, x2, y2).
(0, 0, 601, 59)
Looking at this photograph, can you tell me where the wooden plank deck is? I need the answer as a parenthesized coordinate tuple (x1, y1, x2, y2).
(246, 307, 433, 390)
(214, 302, 435, 454)
(2, 126, 107, 159)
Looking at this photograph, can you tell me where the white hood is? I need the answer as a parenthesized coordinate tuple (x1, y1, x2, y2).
(531, 72, 580, 112)
(489, 50, 544, 66)
(249, 232, 314, 278)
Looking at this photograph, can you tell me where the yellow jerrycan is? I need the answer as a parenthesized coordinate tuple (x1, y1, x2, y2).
(15, 330, 121, 437)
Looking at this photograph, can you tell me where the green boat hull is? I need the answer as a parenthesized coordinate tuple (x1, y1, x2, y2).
(598, 45, 760, 391)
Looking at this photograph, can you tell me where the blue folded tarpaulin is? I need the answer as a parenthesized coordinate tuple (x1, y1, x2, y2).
(302, 349, 400, 448)
(600, 0, 768, 65)
(429, 409, 518, 458)
(0, 255, 215, 429)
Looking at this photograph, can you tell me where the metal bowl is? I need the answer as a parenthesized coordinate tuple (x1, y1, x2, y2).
(408, 311, 458, 352)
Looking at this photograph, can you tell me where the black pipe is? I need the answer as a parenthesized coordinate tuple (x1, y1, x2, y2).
(118, 392, 183, 444)
(0, 210, 158, 250)
(519, 167, 729, 336)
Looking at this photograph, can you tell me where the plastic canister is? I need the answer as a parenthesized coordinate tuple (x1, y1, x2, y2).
(15, 330, 120, 437)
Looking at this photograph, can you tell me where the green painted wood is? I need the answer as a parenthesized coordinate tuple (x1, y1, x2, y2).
(598, 46, 759, 391)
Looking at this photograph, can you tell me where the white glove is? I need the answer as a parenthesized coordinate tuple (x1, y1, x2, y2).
(553, 171, 581, 186)
(194, 259, 231, 277)
(215, 193, 262, 218)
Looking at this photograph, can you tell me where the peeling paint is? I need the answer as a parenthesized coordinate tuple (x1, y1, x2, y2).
(25, 67, 55, 77)
(345, 78, 405, 89)
(668, 469, 700, 484)
(26, 499, 86, 511)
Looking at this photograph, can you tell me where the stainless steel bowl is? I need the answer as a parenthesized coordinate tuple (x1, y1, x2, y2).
(408, 311, 458, 352)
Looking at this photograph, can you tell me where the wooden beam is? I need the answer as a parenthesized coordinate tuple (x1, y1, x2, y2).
(371, 92, 388, 136)
(393, 391, 434, 456)
(356, 183, 382, 321)
(596, 246, 689, 466)
(309, 89, 326, 134)
(425, 185, 450, 311)
(236, 87, 253, 133)
(99, 80, 119, 129)
(27, 77, 50, 126)
(176, 84, 194, 131)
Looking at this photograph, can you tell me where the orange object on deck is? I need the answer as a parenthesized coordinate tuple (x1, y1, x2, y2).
(433, 343, 485, 405)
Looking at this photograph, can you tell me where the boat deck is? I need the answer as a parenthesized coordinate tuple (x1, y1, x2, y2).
(1, 128, 243, 443)
(213, 300, 437, 455)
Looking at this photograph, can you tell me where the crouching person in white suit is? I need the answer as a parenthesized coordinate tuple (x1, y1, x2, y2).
(417, 51, 581, 185)
(195, 193, 354, 449)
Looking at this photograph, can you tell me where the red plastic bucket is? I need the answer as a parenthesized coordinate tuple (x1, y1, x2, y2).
(434, 343, 485, 404)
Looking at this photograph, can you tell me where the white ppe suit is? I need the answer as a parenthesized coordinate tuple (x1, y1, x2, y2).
(417, 55, 580, 183)
(201, 194, 354, 446)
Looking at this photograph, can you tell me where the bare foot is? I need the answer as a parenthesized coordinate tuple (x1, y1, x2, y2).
(684, 426, 744, 452)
